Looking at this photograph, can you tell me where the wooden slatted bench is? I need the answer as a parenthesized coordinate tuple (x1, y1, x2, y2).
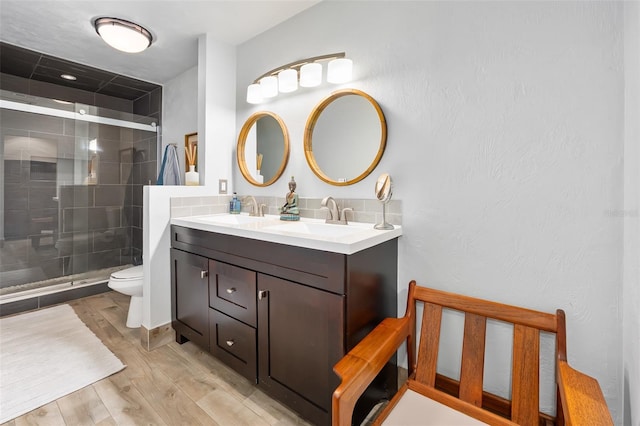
(333, 280, 612, 426)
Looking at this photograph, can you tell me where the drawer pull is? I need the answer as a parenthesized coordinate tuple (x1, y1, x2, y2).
(200, 270, 208, 279)
(226, 287, 236, 294)
(225, 339, 235, 347)
(258, 290, 268, 300)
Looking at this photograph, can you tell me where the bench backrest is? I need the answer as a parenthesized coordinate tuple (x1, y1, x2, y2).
(406, 281, 565, 425)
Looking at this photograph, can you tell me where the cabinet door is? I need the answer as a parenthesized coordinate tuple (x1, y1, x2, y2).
(171, 248, 209, 349)
(257, 274, 344, 426)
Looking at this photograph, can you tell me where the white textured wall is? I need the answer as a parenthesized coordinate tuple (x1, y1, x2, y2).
(198, 34, 236, 190)
(236, 1, 625, 421)
(623, 2, 640, 425)
(162, 66, 198, 173)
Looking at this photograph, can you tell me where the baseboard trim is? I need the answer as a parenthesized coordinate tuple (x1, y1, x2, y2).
(140, 322, 174, 351)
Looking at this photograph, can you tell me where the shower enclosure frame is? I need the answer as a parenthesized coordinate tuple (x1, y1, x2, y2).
(0, 92, 159, 306)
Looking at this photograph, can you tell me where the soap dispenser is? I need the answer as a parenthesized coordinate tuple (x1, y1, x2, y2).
(230, 192, 241, 214)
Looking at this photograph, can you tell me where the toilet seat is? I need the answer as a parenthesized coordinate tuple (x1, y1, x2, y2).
(110, 265, 143, 281)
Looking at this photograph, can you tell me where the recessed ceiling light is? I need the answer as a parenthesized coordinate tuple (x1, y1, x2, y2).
(94, 17, 152, 53)
(60, 74, 77, 81)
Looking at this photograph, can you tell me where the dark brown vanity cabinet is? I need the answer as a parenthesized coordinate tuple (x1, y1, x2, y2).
(170, 225, 398, 426)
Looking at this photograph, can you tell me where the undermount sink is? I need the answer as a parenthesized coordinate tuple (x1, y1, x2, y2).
(196, 214, 273, 225)
(264, 221, 369, 238)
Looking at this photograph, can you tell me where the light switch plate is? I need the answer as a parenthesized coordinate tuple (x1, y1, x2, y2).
(219, 179, 228, 194)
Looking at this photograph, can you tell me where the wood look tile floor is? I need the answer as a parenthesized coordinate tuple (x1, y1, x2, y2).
(1, 291, 312, 426)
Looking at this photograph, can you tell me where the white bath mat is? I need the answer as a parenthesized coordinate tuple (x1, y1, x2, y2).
(0, 304, 125, 422)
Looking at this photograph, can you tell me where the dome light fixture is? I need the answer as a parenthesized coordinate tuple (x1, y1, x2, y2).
(94, 17, 152, 53)
(246, 52, 352, 104)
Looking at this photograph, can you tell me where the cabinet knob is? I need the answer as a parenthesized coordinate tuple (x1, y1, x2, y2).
(225, 339, 235, 347)
(200, 270, 208, 279)
(226, 287, 236, 294)
(258, 290, 268, 300)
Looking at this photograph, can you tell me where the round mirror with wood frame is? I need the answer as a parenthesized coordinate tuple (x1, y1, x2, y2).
(304, 89, 387, 186)
(237, 111, 290, 187)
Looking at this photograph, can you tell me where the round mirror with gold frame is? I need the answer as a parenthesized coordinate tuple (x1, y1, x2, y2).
(304, 89, 387, 186)
(237, 111, 290, 187)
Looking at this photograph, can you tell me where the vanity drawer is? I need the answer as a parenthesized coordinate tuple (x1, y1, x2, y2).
(210, 309, 257, 382)
(209, 260, 257, 327)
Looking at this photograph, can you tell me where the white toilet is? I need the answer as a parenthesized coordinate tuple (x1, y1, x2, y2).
(108, 265, 143, 328)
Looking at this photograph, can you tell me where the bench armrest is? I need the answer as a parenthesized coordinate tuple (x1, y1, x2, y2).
(557, 360, 613, 426)
(332, 317, 410, 426)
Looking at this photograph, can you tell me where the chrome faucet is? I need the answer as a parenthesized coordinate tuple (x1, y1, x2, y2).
(321, 196, 351, 225)
(242, 196, 265, 217)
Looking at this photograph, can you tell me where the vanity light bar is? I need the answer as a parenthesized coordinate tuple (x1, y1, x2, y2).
(246, 52, 353, 104)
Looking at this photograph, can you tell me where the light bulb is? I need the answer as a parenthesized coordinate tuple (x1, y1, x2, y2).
(299, 63, 322, 87)
(260, 76, 278, 98)
(278, 69, 298, 93)
(246, 84, 263, 104)
(327, 58, 353, 84)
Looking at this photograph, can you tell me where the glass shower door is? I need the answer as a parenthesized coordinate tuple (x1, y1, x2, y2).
(0, 91, 158, 296)
(0, 94, 72, 292)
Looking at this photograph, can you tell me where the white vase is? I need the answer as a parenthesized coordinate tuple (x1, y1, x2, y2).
(185, 165, 199, 186)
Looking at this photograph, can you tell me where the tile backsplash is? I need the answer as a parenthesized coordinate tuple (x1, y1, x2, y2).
(170, 195, 402, 226)
(169, 196, 230, 218)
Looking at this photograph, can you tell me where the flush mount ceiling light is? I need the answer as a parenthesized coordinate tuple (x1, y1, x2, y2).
(60, 74, 77, 81)
(94, 17, 152, 53)
(246, 52, 353, 104)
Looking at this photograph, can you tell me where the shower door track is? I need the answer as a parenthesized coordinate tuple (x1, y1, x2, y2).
(0, 99, 158, 132)
(0, 277, 108, 305)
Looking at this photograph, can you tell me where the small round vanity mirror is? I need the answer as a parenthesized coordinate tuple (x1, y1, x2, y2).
(237, 111, 290, 187)
(375, 173, 392, 203)
(304, 89, 387, 186)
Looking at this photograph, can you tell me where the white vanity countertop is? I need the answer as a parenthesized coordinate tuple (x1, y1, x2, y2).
(170, 214, 402, 255)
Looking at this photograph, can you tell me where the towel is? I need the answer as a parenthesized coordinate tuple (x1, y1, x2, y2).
(157, 144, 181, 185)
